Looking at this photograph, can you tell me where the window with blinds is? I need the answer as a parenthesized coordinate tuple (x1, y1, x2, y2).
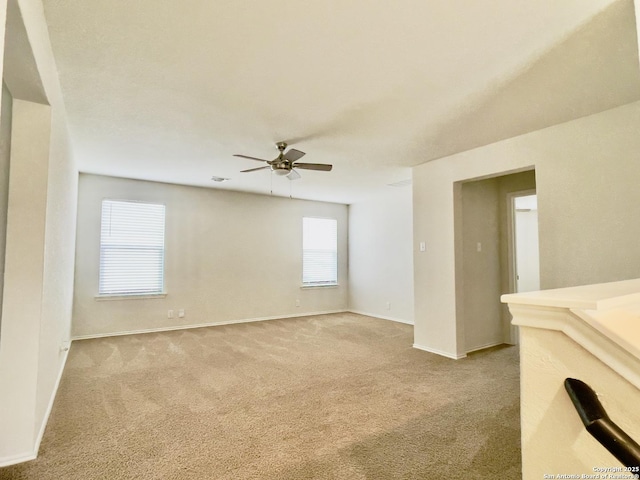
(99, 199, 166, 296)
(302, 217, 337, 286)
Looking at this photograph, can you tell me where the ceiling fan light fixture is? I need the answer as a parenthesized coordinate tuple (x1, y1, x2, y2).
(234, 143, 332, 180)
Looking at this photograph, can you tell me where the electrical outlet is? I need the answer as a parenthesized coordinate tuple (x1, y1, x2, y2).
(386, 301, 391, 310)
(295, 299, 300, 307)
(167, 310, 174, 319)
(178, 309, 185, 318)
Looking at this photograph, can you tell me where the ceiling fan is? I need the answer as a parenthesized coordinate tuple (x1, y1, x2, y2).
(233, 142, 332, 180)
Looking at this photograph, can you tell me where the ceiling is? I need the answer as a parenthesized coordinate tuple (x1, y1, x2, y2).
(41, 0, 640, 204)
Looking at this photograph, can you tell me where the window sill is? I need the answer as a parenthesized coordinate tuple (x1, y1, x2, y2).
(300, 284, 339, 290)
(95, 293, 167, 301)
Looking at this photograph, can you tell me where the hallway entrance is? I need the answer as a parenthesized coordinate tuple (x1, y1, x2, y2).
(455, 169, 537, 353)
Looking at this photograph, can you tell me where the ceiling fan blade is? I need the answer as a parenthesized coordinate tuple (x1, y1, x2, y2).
(241, 166, 271, 173)
(233, 154, 270, 163)
(283, 148, 305, 162)
(292, 163, 332, 172)
(287, 169, 301, 180)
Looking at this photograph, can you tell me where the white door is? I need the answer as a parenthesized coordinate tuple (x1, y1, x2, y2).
(514, 194, 540, 293)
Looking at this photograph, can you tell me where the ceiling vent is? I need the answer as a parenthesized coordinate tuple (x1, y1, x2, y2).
(387, 179, 412, 187)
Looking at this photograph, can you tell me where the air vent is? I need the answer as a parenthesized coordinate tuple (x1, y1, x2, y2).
(387, 179, 412, 187)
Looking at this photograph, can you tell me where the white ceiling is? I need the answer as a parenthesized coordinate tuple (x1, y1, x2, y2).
(41, 0, 640, 204)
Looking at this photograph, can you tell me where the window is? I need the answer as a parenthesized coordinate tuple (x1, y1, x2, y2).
(302, 217, 337, 286)
(99, 200, 166, 296)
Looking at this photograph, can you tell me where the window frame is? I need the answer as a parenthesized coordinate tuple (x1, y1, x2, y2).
(302, 216, 338, 288)
(97, 198, 167, 299)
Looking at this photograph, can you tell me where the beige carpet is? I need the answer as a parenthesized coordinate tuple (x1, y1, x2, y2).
(0, 313, 521, 479)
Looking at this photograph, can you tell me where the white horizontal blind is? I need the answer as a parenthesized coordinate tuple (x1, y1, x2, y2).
(99, 200, 166, 295)
(303, 217, 337, 286)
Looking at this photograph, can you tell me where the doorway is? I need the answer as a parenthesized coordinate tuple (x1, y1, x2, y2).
(456, 169, 537, 354)
(511, 193, 540, 293)
(505, 191, 540, 345)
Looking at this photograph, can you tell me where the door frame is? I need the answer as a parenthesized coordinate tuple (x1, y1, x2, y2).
(506, 189, 537, 344)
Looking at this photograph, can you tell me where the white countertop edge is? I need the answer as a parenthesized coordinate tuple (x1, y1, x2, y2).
(501, 278, 640, 311)
(509, 304, 640, 390)
(573, 308, 640, 361)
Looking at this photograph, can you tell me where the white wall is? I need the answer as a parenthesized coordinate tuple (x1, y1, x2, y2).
(413, 100, 640, 359)
(514, 208, 540, 293)
(348, 187, 414, 324)
(453, 172, 538, 354)
(458, 178, 502, 353)
(0, 0, 77, 465)
(0, 82, 12, 325)
(497, 171, 537, 339)
(73, 174, 348, 337)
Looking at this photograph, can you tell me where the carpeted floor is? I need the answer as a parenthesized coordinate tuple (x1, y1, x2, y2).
(0, 313, 521, 479)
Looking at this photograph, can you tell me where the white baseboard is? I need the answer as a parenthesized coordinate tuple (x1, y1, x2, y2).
(466, 341, 504, 354)
(348, 310, 414, 325)
(35, 343, 71, 451)
(413, 343, 466, 360)
(0, 451, 37, 468)
(72, 310, 348, 341)
(0, 343, 70, 468)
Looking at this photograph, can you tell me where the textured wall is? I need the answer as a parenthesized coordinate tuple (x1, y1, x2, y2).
(0, 0, 78, 465)
(519, 325, 640, 477)
(0, 83, 12, 329)
(348, 187, 414, 324)
(458, 177, 502, 352)
(73, 174, 348, 337)
(413, 100, 640, 358)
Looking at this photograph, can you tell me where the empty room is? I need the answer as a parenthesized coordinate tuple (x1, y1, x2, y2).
(2, 0, 640, 478)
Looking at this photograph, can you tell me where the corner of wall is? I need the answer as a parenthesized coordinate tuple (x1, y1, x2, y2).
(0, 0, 78, 464)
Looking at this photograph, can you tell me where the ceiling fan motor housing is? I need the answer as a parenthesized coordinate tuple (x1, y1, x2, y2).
(271, 161, 291, 175)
